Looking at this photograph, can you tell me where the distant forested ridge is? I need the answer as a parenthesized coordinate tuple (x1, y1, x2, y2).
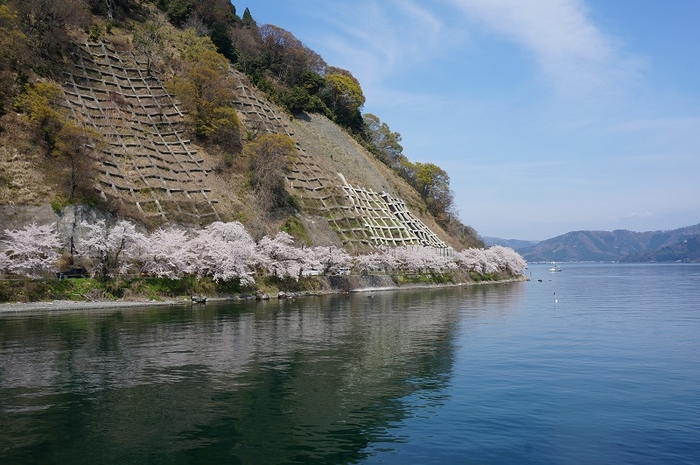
(517, 224, 700, 263)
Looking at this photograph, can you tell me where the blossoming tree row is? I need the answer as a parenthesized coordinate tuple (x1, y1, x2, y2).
(0, 221, 527, 282)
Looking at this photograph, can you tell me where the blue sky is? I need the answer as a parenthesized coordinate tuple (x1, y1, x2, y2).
(242, 0, 700, 240)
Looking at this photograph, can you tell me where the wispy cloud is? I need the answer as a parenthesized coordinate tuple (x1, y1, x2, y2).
(445, 0, 645, 95)
(627, 211, 653, 219)
(299, 0, 454, 84)
(295, 0, 645, 103)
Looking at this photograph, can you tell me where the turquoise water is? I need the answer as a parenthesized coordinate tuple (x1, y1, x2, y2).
(1, 264, 699, 464)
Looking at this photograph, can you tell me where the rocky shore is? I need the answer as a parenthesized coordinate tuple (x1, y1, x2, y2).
(0, 276, 526, 314)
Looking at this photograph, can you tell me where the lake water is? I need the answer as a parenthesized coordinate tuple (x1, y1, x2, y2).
(1, 263, 699, 464)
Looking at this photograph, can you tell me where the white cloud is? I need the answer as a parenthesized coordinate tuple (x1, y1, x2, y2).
(445, 0, 645, 95)
(301, 0, 455, 85)
(627, 211, 653, 219)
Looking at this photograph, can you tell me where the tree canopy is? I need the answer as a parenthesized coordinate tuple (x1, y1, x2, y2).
(363, 113, 404, 166)
(166, 33, 241, 151)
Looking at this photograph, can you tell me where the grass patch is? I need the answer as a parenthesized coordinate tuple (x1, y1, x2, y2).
(394, 273, 452, 285)
(0, 275, 248, 303)
(51, 196, 69, 213)
(0, 278, 101, 302)
(281, 216, 311, 245)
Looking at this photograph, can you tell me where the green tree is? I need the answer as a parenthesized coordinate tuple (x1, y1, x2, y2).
(166, 38, 241, 152)
(412, 162, 454, 222)
(209, 21, 234, 60)
(241, 7, 255, 28)
(413, 163, 448, 198)
(209, 106, 242, 153)
(323, 72, 364, 115)
(178, 27, 216, 61)
(280, 86, 310, 114)
(363, 113, 404, 166)
(164, 0, 191, 26)
(14, 81, 65, 152)
(88, 0, 136, 21)
(301, 70, 325, 94)
(321, 70, 365, 132)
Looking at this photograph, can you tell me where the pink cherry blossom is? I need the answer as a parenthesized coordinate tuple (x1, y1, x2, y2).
(1, 223, 62, 278)
(76, 220, 147, 278)
(187, 221, 256, 284)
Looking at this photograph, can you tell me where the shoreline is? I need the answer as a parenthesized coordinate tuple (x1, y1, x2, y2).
(0, 277, 527, 314)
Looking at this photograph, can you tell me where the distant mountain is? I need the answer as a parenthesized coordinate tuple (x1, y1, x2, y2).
(620, 233, 700, 263)
(482, 237, 540, 249)
(518, 224, 700, 263)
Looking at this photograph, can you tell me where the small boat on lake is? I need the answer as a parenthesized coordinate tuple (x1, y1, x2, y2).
(549, 264, 563, 272)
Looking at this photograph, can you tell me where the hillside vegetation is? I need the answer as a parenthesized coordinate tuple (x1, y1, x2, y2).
(0, 0, 483, 259)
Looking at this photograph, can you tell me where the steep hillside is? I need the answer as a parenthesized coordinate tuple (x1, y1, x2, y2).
(287, 114, 455, 250)
(61, 41, 222, 224)
(0, 10, 469, 253)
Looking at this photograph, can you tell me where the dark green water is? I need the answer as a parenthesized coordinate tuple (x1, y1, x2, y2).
(0, 287, 472, 464)
(2, 264, 700, 464)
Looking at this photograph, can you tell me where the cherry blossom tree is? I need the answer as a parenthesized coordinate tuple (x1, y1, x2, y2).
(419, 247, 457, 273)
(353, 251, 386, 274)
(454, 248, 480, 273)
(0, 214, 527, 285)
(390, 247, 415, 273)
(349, 245, 526, 278)
(141, 228, 193, 279)
(76, 220, 147, 278)
(391, 246, 449, 273)
(187, 221, 256, 284)
(299, 246, 324, 276)
(255, 231, 305, 280)
(486, 245, 527, 275)
(454, 246, 528, 275)
(453, 248, 493, 274)
(312, 245, 351, 274)
(1, 223, 62, 278)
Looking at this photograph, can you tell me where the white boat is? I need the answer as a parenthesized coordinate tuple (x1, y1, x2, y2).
(549, 264, 562, 272)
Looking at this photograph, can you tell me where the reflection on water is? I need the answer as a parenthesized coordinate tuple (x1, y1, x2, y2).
(0, 284, 525, 464)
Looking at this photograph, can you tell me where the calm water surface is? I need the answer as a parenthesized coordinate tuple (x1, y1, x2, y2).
(1, 264, 699, 464)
